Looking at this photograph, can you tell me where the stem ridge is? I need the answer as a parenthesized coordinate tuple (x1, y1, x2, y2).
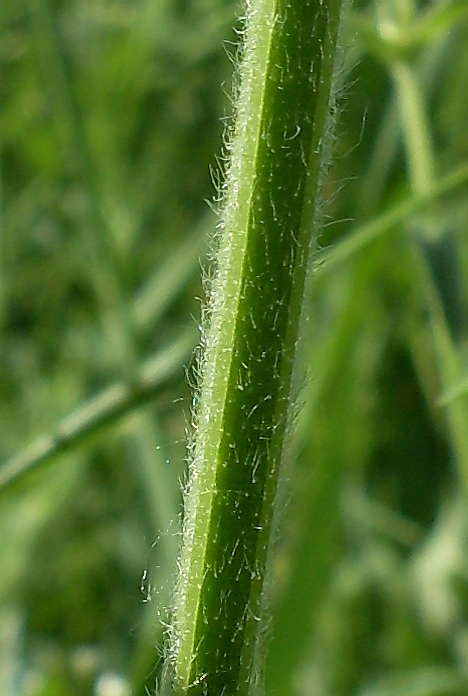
(163, 2, 344, 694)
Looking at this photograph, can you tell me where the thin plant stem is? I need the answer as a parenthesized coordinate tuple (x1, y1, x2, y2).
(0, 330, 195, 493)
(318, 162, 468, 272)
(384, 6, 468, 495)
(391, 59, 435, 196)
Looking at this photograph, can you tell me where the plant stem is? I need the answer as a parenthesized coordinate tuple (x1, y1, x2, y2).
(391, 59, 435, 196)
(318, 163, 468, 271)
(383, 6, 468, 494)
(163, 1, 344, 694)
(0, 330, 195, 493)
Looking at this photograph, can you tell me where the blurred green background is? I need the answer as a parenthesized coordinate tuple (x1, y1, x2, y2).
(1, 0, 468, 695)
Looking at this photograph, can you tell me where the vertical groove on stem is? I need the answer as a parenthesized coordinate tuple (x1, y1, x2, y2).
(164, 1, 344, 694)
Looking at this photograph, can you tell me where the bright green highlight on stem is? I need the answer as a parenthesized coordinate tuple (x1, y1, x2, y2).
(163, 1, 344, 694)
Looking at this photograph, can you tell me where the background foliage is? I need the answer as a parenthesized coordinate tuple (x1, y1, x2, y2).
(1, 0, 468, 695)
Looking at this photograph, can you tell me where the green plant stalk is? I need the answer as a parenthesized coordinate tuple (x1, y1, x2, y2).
(163, 1, 344, 694)
(386, 13, 468, 491)
(0, 329, 195, 493)
(318, 162, 468, 271)
(391, 59, 435, 197)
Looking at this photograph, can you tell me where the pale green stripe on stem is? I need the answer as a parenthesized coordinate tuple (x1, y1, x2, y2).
(164, 1, 344, 694)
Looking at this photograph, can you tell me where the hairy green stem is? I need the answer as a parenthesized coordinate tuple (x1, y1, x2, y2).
(163, 1, 344, 694)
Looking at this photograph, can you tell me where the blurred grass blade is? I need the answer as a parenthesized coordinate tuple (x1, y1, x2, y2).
(417, 229, 463, 340)
(357, 668, 468, 696)
(29, 0, 181, 554)
(386, 27, 468, 493)
(0, 330, 195, 493)
(134, 212, 210, 333)
(319, 163, 468, 273)
(266, 257, 390, 694)
(439, 378, 468, 406)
